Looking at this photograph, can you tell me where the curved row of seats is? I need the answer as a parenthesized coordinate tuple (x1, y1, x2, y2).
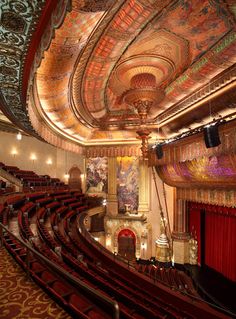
(1, 191, 229, 319)
(0, 161, 67, 191)
(0, 178, 15, 195)
(135, 264, 197, 296)
(2, 190, 114, 319)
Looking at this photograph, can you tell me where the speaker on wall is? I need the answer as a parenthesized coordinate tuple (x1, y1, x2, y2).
(203, 125, 221, 148)
(155, 144, 163, 159)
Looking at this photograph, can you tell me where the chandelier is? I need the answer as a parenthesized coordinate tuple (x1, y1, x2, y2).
(123, 73, 165, 158)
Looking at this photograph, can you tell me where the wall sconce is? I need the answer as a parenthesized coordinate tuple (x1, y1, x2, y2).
(46, 158, 52, 165)
(11, 148, 18, 157)
(80, 173, 85, 179)
(141, 242, 147, 249)
(16, 131, 22, 141)
(64, 173, 69, 179)
(30, 153, 37, 163)
(106, 237, 111, 247)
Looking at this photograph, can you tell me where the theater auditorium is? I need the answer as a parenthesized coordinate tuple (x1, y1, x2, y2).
(0, 1, 236, 318)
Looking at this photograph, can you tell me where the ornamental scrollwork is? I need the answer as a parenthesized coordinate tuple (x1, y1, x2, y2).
(0, 31, 25, 47)
(0, 0, 70, 135)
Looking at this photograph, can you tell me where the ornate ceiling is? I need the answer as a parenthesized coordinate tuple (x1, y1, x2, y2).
(0, 0, 236, 155)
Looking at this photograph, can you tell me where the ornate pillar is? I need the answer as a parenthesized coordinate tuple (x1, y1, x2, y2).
(106, 157, 118, 216)
(138, 159, 150, 214)
(172, 199, 190, 264)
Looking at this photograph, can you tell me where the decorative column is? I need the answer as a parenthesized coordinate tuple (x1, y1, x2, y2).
(172, 199, 190, 264)
(106, 157, 118, 216)
(138, 159, 150, 214)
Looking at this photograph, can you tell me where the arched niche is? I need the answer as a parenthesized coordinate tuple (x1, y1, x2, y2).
(113, 226, 141, 260)
(68, 165, 82, 191)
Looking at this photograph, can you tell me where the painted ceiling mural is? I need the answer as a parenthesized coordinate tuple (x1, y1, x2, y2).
(0, 0, 236, 153)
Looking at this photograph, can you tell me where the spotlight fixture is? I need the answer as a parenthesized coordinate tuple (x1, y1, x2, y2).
(203, 123, 221, 148)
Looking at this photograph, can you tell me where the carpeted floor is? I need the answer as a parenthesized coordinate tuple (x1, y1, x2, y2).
(0, 246, 72, 319)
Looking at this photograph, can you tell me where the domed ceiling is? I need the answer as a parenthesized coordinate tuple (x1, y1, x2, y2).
(0, 0, 236, 155)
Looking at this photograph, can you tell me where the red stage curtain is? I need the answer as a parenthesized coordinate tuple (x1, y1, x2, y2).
(188, 203, 201, 265)
(205, 207, 236, 282)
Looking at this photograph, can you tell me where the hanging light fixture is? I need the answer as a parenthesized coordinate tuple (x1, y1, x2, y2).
(123, 73, 165, 159)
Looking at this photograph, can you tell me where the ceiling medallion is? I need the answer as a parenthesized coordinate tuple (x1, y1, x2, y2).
(123, 73, 165, 159)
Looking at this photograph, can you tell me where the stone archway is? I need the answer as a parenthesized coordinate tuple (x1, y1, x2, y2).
(68, 165, 82, 191)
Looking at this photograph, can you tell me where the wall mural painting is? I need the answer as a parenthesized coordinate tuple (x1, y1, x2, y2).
(86, 157, 108, 193)
(117, 156, 139, 213)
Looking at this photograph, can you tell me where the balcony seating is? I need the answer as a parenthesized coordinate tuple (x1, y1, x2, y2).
(20, 201, 36, 217)
(26, 192, 46, 201)
(54, 194, 72, 201)
(0, 161, 68, 192)
(1, 191, 228, 319)
(0, 205, 9, 225)
(46, 201, 61, 212)
(0, 179, 6, 189)
(37, 207, 47, 222)
(61, 198, 78, 206)
(18, 211, 34, 240)
(55, 206, 68, 218)
(36, 197, 54, 207)
(6, 195, 25, 209)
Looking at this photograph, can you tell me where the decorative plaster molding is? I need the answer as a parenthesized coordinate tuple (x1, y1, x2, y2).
(158, 64, 236, 124)
(177, 187, 236, 208)
(85, 145, 141, 157)
(0, 0, 70, 135)
(149, 120, 236, 166)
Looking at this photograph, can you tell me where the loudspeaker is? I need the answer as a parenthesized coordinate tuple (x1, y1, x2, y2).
(155, 144, 163, 159)
(203, 125, 221, 148)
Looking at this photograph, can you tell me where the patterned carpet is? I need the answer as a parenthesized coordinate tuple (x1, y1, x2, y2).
(0, 247, 72, 319)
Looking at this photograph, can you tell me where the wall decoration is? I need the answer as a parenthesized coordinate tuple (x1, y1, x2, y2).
(117, 156, 139, 213)
(177, 187, 236, 208)
(86, 157, 108, 193)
